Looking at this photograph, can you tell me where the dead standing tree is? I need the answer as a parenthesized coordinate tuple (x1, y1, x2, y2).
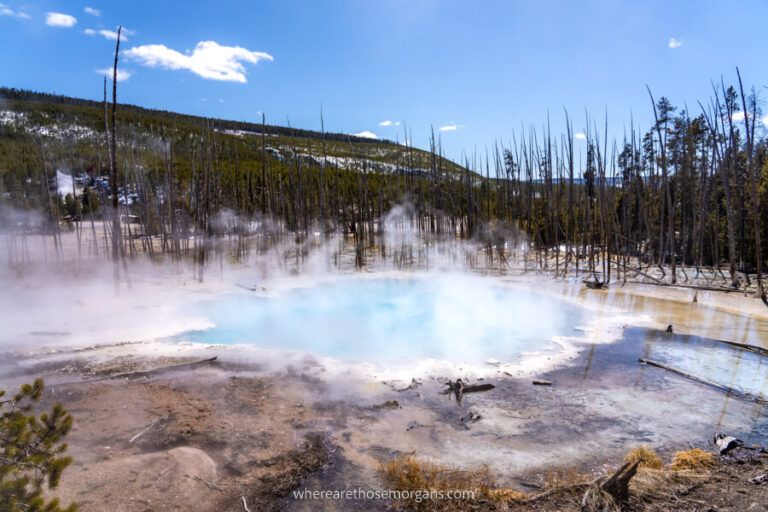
(107, 26, 123, 287)
(647, 87, 677, 285)
(736, 68, 765, 304)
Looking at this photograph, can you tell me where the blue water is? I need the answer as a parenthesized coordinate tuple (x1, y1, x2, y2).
(648, 334, 768, 400)
(179, 276, 587, 365)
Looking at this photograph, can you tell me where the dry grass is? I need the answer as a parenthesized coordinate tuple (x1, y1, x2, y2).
(542, 465, 594, 490)
(379, 455, 526, 511)
(669, 448, 716, 471)
(629, 467, 703, 499)
(623, 446, 663, 470)
(379, 448, 721, 511)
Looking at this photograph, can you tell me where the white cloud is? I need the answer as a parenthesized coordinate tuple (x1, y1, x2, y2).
(46, 12, 77, 27)
(574, 132, 587, 140)
(99, 29, 120, 40)
(97, 67, 132, 82)
(732, 111, 768, 127)
(353, 131, 378, 139)
(668, 37, 683, 49)
(84, 27, 133, 41)
(378, 120, 400, 127)
(124, 40, 273, 83)
(1, 3, 31, 19)
(438, 123, 464, 132)
(84, 6, 101, 17)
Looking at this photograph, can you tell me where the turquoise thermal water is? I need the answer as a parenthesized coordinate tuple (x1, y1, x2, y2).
(179, 276, 586, 365)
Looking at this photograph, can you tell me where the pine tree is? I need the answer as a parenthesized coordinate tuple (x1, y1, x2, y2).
(1, 379, 76, 512)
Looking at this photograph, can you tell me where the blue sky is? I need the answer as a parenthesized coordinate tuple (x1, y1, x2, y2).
(1, 1, 767, 161)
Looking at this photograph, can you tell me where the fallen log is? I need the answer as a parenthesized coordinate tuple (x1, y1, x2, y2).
(463, 383, 495, 393)
(711, 338, 768, 357)
(444, 379, 495, 405)
(102, 356, 219, 381)
(444, 380, 495, 394)
(532, 379, 552, 386)
(610, 260, 666, 284)
(639, 358, 767, 403)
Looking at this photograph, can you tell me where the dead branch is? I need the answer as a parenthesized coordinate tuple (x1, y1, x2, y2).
(191, 474, 223, 492)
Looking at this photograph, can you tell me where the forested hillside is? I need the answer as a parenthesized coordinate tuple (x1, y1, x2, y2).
(1, 79, 767, 300)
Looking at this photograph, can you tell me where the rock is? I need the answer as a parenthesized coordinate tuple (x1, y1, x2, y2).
(374, 400, 400, 410)
(396, 378, 421, 392)
(463, 411, 482, 423)
(715, 433, 744, 455)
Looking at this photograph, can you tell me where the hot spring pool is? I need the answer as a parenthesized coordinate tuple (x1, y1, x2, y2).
(179, 275, 587, 366)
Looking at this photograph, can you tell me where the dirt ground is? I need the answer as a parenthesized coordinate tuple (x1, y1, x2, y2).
(0, 341, 762, 512)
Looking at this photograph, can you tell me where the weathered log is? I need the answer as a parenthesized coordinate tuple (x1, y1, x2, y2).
(463, 383, 495, 393)
(711, 338, 768, 357)
(444, 380, 495, 394)
(639, 358, 767, 403)
(107, 356, 219, 381)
